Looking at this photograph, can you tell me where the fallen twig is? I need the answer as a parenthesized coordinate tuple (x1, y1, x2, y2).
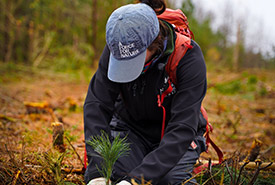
(248, 160, 273, 185)
(24, 164, 43, 169)
(5, 144, 18, 168)
(207, 158, 216, 185)
(24, 164, 84, 174)
(201, 167, 223, 185)
(11, 170, 20, 185)
(182, 170, 204, 185)
(65, 136, 85, 168)
(236, 160, 249, 184)
(225, 161, 234, 182)
(61, 168, 84, 174)
(198, 160, 275, 171)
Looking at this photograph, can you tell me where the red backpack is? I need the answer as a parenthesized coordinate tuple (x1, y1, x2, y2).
(157, 9, 223, 164)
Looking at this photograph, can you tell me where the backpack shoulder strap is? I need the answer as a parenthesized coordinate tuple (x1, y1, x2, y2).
(165, 32, 192, 85)
(157, 8, 193, 85)
(201, 106, 224, 164)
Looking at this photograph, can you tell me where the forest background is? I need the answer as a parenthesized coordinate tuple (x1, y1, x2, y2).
(1, 0, 275, 71)
(0, 0, 274, 184)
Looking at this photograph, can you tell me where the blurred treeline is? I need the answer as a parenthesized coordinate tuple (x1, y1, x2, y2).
(0, 0, 274, 72)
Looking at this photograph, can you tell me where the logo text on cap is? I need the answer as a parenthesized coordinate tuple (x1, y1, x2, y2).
(119, 42, 139, 58)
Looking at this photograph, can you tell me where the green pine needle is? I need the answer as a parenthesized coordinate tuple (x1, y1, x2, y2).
(87, 130, 130, 184)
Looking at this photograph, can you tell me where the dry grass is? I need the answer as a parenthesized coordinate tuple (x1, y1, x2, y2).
(0, 68, 274, 184)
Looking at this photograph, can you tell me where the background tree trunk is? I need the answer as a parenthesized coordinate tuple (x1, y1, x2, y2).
(4, 0, 12, 62)
(233, 21, 242, 71)
(28, 21, 34, 63)
(91, 0, 98, 67)
(0, 1, 4, 61)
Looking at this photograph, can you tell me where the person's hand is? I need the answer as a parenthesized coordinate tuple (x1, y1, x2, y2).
(116, 180, 131, 185)
(87, 177, 109, 185)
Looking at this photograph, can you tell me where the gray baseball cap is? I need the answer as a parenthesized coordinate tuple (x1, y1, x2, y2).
(106, 3, 160, 83)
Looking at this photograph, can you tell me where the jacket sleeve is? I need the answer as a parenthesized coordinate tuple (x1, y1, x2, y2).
(128, 41, 207, 184)
(84, 45, 120, 183)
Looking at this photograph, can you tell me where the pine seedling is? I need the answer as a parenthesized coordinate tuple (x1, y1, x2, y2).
(87, 131, 130, 185)
(36, 150, 67, 185)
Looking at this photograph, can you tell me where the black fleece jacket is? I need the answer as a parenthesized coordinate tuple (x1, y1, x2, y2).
(84, 30, 207, 184)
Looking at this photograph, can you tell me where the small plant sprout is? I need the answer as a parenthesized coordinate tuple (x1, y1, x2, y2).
(36, 150, 68, 185)
(87, 131, 130, 185)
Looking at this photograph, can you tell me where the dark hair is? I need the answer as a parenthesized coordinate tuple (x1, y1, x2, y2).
(147, 21, 169, 56)
(138, 0, 166, 15)
(138, 0, 169, 56)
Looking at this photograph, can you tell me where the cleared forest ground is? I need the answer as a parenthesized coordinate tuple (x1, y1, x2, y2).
(0, 66, 274, 184)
